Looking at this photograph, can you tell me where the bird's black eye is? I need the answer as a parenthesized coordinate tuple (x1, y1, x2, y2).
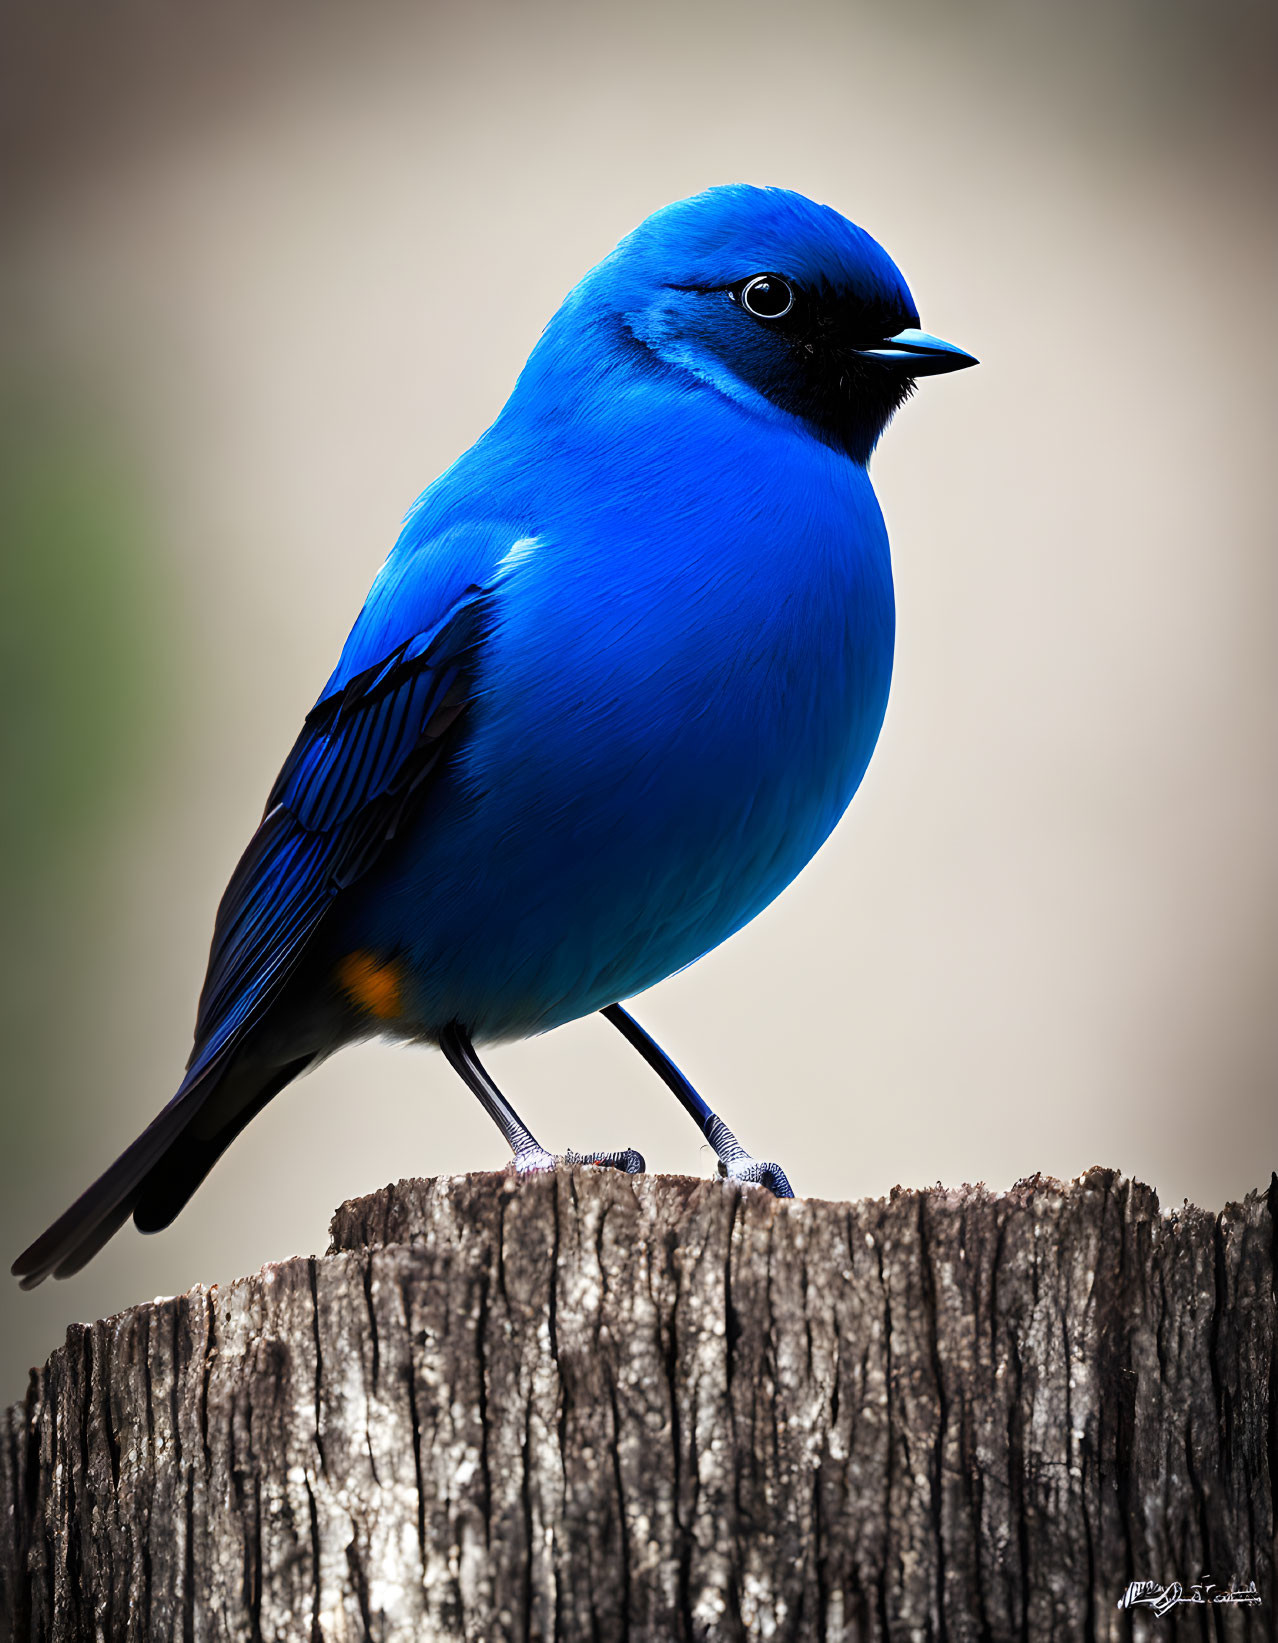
(737, 274, 795, 320)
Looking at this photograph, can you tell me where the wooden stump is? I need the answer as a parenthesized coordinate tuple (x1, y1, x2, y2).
(2, 1167, 1275, 1640)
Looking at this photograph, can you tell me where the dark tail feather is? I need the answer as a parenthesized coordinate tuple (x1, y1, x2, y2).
(10, 1054, 313, 1288)
(11, 1085, 210, 1288)
(132, 1055, 314, 1232)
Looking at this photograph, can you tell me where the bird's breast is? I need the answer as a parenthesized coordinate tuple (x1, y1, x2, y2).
(345, 410, 896, 1037)
(482, 425, 892, 828)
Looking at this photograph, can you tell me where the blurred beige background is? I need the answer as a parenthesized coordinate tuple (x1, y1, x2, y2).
(2, 0, 1275, 1404)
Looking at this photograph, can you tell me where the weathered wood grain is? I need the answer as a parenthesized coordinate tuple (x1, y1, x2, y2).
(2, 1167, 1275, 1641)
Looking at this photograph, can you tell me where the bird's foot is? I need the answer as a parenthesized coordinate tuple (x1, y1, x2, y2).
(719, 1156, 795, 1199)
(564, 1147, 646, 1174)
(510, 1146, 558, 1174)
(507, 1147, 646, 1177)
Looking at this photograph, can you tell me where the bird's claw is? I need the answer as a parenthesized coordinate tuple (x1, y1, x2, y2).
(564, 1147, 646, 1174)
(719, 1157, 795, 1199)
(509, 1147, 646, 1177)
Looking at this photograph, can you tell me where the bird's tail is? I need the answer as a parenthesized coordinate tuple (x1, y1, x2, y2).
(10, 1054, 314, 1288)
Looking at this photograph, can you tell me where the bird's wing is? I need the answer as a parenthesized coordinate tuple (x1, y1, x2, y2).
(186, 579, 488, 1086)
(11, 521, 511, 1286)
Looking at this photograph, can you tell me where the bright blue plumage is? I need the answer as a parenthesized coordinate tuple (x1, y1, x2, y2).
(14, 184, 975, 1284)
(326, 406, 893, 1039)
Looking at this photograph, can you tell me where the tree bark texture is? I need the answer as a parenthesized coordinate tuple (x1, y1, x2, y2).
(1, 1166, 1275, 1642)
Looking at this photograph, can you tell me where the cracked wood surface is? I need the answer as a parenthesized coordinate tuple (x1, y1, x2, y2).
(1, 1166, 1275, 1641)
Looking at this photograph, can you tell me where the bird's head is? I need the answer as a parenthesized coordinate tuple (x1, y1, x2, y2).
(549, 184, 976, 465)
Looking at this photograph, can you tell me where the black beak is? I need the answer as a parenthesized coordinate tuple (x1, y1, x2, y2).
(853, 327, 978, 376)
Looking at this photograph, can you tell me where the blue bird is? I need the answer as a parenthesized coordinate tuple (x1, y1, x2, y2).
(14, 185, 974, 1286)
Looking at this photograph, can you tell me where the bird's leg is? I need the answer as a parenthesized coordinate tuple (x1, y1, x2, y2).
(600, 1004, 794, 1198)
(439, 1022, 555, 1172)
(439, 1023, 644, 1176)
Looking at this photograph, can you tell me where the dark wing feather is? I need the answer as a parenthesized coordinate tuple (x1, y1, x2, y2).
(12, 581, 490, 1287)
(186, 584, 486, 1083)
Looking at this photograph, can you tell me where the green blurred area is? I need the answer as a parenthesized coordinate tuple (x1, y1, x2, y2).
(0, 392, 170, 1151)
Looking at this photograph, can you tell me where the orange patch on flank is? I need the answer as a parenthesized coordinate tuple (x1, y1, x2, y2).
(337, 951, 404, 1020)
